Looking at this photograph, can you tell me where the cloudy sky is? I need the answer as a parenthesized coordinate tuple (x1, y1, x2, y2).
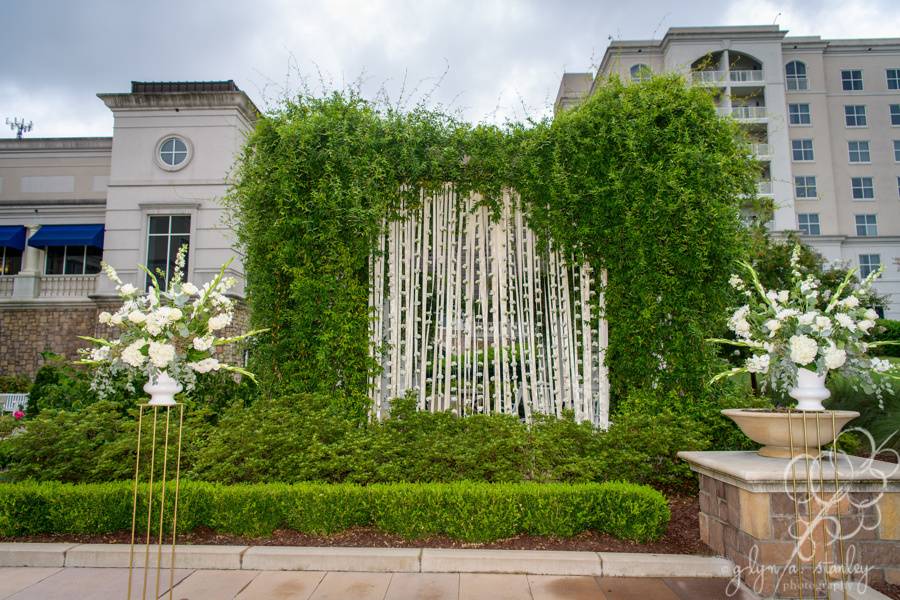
(2, 0, 899, 137)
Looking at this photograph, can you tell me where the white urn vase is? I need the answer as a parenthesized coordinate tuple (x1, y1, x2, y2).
(789, 368, 829, 412)
(144, 371, 182, 406)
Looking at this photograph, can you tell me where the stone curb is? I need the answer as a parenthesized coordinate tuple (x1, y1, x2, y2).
(0, 543, 735, 577)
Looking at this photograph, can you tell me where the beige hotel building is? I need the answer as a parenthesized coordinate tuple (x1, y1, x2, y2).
(557, 25, 900, 318)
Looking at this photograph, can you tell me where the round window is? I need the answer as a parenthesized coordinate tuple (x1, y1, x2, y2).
(159, 137, 188, 166)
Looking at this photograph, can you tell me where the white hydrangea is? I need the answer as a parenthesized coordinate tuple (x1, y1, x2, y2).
(746, 354, 770, 374)
(207, 313, 232, 332)
(189, 358, 221, 373)
(835, 313, 856, 331)
(147, 341, 176, 369)
(180, 282, 199, 296)
(789, 335, 818, 366)
(98, 311, 112, 325)
(121, 340, 148, 367)
(193, 336, 214, 351)
(143, 312, 166, 336)
(814, 316, 831, 332)
(128, 311, 147, 324)
(824, 345, 847, 370)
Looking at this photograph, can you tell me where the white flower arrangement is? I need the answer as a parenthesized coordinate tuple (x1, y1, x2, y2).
(78, 245, 266, 400)
(710, 246, 897, 406)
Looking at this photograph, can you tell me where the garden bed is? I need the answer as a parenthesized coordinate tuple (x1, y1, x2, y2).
(0, 496, 705, 555)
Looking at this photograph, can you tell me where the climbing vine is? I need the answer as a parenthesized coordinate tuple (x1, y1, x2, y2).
(227, 75, 757, 418)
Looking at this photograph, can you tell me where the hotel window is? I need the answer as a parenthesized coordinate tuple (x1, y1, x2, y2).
(788, 103, 811, 125)
(630, 64, 652, 83)
(848, 141, 871, 163)
(146, 215, 190, 290)
(859, 254, 880, 278)
(851, 176, 875, 199)
(0, 247, 22, 275)
(888, 68, 900, 90)
(855, 214, 878, 236)
(841, 69, 863, 91)
(894, 140, 900, 162)
(785, 61, 808, 90)
(795, 176, 817, 199)
(844, 105, 867, 127)
(798, 213, 820, 236)
(792, 139, 814, 161)
(891, 105, 900, 125)
(45, 246, 102, 276)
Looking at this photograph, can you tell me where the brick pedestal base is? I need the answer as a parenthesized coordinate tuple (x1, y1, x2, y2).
(679, 451, 900, 599)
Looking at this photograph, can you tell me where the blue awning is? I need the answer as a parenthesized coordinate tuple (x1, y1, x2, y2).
(0, 226, 26, 251)
(27, 224, 105, 249)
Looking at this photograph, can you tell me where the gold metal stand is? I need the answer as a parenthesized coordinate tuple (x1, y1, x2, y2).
(127, 404, 184, 600)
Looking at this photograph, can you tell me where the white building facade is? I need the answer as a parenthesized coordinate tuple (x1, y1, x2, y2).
(0, 81, 256, 375)
(557, 25, 900, 318)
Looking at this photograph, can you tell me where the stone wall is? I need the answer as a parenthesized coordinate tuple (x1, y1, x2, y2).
(699, 472, 899, 598)
(0, 299, 250, 379)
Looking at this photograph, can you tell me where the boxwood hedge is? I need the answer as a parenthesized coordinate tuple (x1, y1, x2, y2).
(0, 480, 669, 543)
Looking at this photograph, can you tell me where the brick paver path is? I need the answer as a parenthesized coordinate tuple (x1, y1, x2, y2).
(0, 567, 758, 599)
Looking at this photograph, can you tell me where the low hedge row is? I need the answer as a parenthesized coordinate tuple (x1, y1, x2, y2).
(0, 480, 669, 543)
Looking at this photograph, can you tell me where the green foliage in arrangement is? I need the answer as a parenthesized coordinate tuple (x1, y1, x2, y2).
(228, 74, 758, 410)
(0, 480, 669, 543)
(872, 320, 900, 358)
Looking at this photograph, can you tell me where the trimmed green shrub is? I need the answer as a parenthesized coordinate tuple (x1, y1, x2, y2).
(0, 480, 668, 543)
(0, 375, 30, 393)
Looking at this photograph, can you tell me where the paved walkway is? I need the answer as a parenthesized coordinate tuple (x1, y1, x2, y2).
(0, 567, 756, 599)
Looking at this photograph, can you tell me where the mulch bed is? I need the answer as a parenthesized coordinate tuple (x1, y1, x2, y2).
(0, 496, 711, 555)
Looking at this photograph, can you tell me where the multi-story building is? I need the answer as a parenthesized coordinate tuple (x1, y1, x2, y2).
(0, 81, 257, 376)
(556, 25, 900, 318)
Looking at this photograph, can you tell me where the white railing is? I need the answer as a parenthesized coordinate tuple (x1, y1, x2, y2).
(0, 277, 12, 297)
(0, 393, 27, 412)
(757, 180, 774, 195)
(38, 275, 97, 298)
(692, 70, 726, 85)
(750, 143, 771, 158)
(719, 106, 767, 121)
(730, 70, 764, 84)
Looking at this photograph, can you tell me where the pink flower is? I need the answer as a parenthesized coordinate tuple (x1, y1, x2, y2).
(13, 410, 24, 421)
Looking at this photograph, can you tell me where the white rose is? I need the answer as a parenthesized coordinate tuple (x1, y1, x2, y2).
(733, 319, 751, 338)
(841, 296, 860, 309)
(158, 307, 183, 322)
(120, 340, 147, 368)
(835, 313, 856, 331)
(857, 319, 875, 333)
(143, 313, 165, 336)
(98, 311, 112, 325)
(193, 336, 214, 351)
(864, 309, 879, 321)
(789, 335, 818, 366)
(824, 345, 847, 370)
(746, 354, 770, 374)
(110, 314, 124, 326)
(207, 313, 232, 332)
(119, 283, 138, 296)
(798, 312, 816, 326)
(189, 358, 221, 373)
(765, 319, 781, 337)
(815, 316, 831, 331)
(128, 311, 147, 324)
(181, 282, 199, 296)
(147, 341, 176, 369)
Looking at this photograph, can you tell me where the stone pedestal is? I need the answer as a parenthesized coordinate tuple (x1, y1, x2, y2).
(679, 451, 900, 599)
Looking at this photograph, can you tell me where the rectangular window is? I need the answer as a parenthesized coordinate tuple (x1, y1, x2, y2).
(43, 246, 102, 275)
(855, 214, 878, 236)
(892, 105, 900, 126)
(795, 176, 818, 199)
(798, 213, 820, 236)
(894, 140, 900, 162)
(146, 215, 191, 290)
(859, 254, 881, 278)
(848, 141, 871, 163)
(842, 69, 863, 91)
(0, 247, 23, 276)
(844, 105, 867, 127)
(788, 103, 811, 125)
(888, 68, 900, 90)
(851, 176, 875, 199)
(792, 139, 814, 161)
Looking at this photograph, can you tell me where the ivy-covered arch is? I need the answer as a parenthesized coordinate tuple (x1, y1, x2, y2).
(227, 74, 756, 419)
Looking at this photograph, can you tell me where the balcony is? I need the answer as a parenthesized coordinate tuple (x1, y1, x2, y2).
(729, 70, 764, 85)
(749, 143, 771, 159)
(718, 106, 767, 122)
(756, 181, 774, 196)
(692, 70, 726, 85)
(0, 277, 12, 298)
(38, 275, 97, 298)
